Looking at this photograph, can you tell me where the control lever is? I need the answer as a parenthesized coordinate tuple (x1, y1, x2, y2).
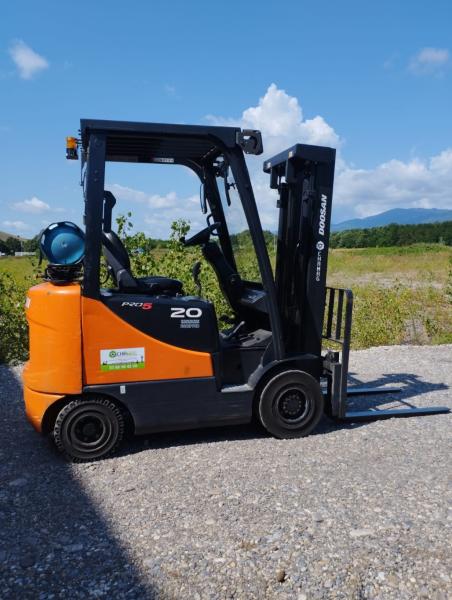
(192, 261, 202, 297)
(220, 315, 236, 325)
(222, 320, 246, 342)
(182, 222, 221, 247)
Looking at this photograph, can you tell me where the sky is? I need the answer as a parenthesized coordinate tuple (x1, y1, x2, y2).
(0, 0, 451, 238)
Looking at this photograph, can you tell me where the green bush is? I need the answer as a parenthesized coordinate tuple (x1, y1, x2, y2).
(351, 285, 410, 347)
(446, 256, 452, 304)
(351, 284, 452, 348)
(0, 271, 29, 363)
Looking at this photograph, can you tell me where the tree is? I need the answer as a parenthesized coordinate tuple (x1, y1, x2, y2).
(5, 237, 21, 254)
(23, 236, 39, 253)
(0, 240, 11, 255)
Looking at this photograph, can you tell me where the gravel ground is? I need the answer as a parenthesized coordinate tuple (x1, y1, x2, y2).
(0, 344, 451, 599)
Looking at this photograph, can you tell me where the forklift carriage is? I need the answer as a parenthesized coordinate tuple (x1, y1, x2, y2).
(22, 119, 449, 461)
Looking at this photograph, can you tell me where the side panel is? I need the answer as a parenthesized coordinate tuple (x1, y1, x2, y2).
(102, 293, 219, 352)
(23, 282, 82, 394)
(82, 297, 213, 385)
(84, 378, 253, 435)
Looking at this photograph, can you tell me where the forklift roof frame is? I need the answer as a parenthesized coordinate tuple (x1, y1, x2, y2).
(80, 118, 286, 359)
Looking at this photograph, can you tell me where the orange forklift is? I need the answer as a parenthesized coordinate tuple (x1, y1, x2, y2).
(23, 119, 449, 461)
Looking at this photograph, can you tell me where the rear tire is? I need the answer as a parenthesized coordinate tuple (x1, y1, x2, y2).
(53, 397, 124, 462)
(258, 370, 324, 439)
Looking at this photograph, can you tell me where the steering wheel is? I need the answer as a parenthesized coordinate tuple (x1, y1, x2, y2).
(182, 222, 221, 247)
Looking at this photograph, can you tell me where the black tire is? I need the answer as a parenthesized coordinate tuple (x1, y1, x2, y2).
(53, 397, 124, 462)
(258, 370, 324, 439)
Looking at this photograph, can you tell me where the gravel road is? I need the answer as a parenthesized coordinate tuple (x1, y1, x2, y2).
(0, 344, 451, 599)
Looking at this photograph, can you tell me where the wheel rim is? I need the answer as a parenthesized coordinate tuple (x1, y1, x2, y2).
(65, 409, 115, 455)
(274, 385, 314, 427)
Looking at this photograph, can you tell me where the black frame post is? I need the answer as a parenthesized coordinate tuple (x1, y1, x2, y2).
(83, 133, 106, 299)
(228, 147, 285, 360)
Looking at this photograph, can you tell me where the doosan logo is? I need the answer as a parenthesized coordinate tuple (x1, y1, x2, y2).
(319, 194, 327, 236)
(315, 197, 327, 284)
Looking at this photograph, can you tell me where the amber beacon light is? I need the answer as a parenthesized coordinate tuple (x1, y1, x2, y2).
(66, 136, 78, 160)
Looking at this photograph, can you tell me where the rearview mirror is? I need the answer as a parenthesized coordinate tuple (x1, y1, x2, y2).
(200, 183, 208, 214)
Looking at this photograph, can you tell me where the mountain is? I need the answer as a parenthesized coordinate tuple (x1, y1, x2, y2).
(0, 230, 28, 242)
(332, 208, 452, 232)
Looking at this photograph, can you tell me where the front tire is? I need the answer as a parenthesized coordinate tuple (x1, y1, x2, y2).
(53, 397, 124, 462)
(258, 370, 324, 439)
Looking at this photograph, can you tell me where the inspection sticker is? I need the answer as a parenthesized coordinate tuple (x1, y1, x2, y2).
(100, 347, 145, 371)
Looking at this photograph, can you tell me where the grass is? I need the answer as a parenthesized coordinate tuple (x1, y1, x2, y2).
(0, 258, 36, 363)
(327, 243, 452, 288)
(326, 244, 452, 347)
(0, 256, 36, 280)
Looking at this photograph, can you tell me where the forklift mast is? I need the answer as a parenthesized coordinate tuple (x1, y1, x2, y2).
(264, 145, 335, 357)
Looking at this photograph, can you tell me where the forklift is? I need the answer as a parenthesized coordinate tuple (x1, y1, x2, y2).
(22, 119, 449, 461)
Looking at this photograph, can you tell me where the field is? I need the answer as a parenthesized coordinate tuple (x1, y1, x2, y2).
(0, 256, 36, 280)
(1, 244, 451, 363)
(327, 244, 452, 347)
(327, 244, 452, 288)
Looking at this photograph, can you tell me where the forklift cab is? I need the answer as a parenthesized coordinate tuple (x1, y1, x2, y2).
(83, 123, 275, 324)
(80, 121, 282, 383)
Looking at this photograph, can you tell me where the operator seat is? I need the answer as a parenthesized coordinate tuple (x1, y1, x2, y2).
(102, 230, 183, 295)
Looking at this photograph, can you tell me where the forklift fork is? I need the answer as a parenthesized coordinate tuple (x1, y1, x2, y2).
(322, 287, 450, 421)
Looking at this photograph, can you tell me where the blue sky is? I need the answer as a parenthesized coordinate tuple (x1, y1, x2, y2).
(1, 0, 451, 238)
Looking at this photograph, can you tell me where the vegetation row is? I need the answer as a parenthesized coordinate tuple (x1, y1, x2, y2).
(0, 216, 451, 364)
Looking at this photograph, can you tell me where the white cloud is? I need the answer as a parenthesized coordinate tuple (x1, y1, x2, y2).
(409, 47, 449, 75)
(335, 150, 452, 219)
(164, 84, 176, 96)
(107, 184, 195, 210)
(107, 84, 452, 233)
(383, 53, 399, 70)
(207, 83, 340, 157)
(2, 220, 30, 232)
(12, 196, 50, 213)
(207, 84, 342, 228)
(9, 40, 49, 80)
(107, 184, 204, 238)
(208, 84, 452, 224)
